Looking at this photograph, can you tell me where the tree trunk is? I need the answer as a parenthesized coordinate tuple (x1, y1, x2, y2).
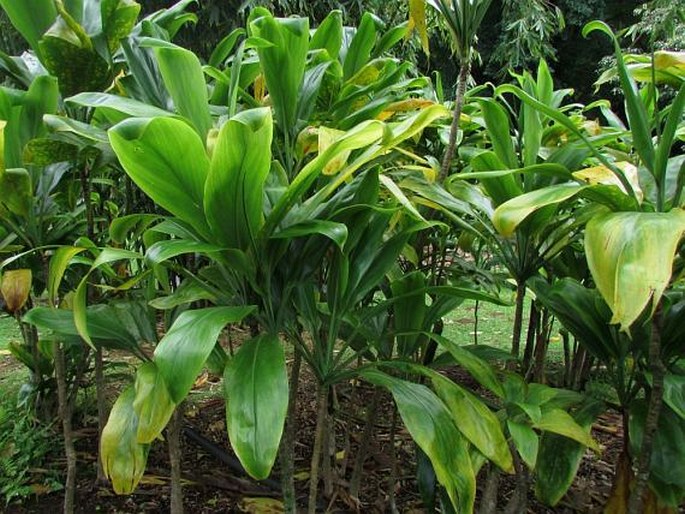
(279, 349, 301, 513)
(308, 385, 328, 514)
(509, 281, 526, 369)
(439, 62, 471, 180)
(478, 463, 500, 514)
(349, 387, 382, 499)
(169, 404, 184, 514)
(521, 299, 538, 374)
(388, 405, 399, 514)
(95, 347, 106, 482)
(627, 303, 666, 514)
(54, 342, 76, 514)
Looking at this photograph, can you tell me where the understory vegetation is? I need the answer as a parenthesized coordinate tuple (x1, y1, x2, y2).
(0, 0, 683, 513)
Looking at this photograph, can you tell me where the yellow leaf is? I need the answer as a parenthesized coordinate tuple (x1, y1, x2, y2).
(0, 269, 32, 314)
(573, 161, 642, 201)
(319, 127, 350, 175)
(254, 74, 266, 103)
(238, 497, 284, 513)
(407, 0, 430, 55)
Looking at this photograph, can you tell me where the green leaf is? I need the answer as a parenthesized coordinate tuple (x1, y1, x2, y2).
(100, 386, 150, 494)
(585, 210, 685, 331)
(47, 246, 86, 306)
(0, 0, 57, 60)
(362, 370, 475, 513)
(428, 371, 513, 473)
(507, 420, 538, 470)
(67, 92, 173, 118)
(154, 306, 255, 403)
(205, 108, 273, 250)
(140, 38, 212, 139)
(391, 271, 427, 356)
(109, 116, 211, 239)
(583, 21, 655, 174)
(272, 220, 348, 251)
(224, 334, 288, 480)
(343, 13, 376, 80)
(133, 362, 176, 444)
(431, 334, 504, 398)
(533, 408, 599, 450)
(249, 9, 308, 135)
(663, 373, 685, 421)
(101, 0, 141, 54)
(39, 21, 111, 97)
(478, 99, 517, 168)
(0, 168, 32, 217)
(493, 183, 585, 237)
(145, 239, 224, 265)
(310, 10, 342, 60)
(535, 401, 603, 506)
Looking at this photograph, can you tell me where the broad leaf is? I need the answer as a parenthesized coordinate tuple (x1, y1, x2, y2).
(100, 386, 150, 494)
(48, 246, 86, 305)
(109, 116, 212, 239)
(133, 362, 176, 444)
(224, 334, 288, 480)
(362, 370, 475, 514)
(493, 183, 584, 237)
(140, 38, 212, 139)
(205, 108, 273, 250)
(585, 210, 685, 331)
(0, 268, 31, 313)
(154, 306, 255, 403)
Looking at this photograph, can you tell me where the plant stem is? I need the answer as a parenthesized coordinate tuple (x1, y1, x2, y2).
(54, 341, 76, 514)
(509, 281, 526, 368)
(349, 387, 382, 499)
(627, 303, 666, 514)
(95, 347, 106, 482)
(308, 385, 328, 514)
(169, 404, 185, 514)
(279, 348, 301, 513)
(439, 62, 471, 181)
(478, 463, 500, 514)
(388, 405, 399, 514)
(473, 300, 480, 345)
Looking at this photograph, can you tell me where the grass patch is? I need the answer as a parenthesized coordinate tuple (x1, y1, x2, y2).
(0, 314, 21, 352)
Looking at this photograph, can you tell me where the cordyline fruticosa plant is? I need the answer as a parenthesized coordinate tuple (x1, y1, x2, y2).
(493, 22, 685, 512)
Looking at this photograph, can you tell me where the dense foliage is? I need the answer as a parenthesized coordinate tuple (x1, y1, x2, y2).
(0, 1, 683, 514)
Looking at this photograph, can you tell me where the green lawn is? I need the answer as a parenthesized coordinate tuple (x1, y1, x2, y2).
(0, 314, 21, 352)
(443, 299, 566, 363)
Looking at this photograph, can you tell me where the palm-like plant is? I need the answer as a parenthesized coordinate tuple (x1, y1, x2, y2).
(416, 0, 493, 178)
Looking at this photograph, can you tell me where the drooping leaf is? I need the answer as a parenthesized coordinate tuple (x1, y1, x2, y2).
(362, 370, 476, 513)
(224, 334, 288, 480)
(100, 386, 150, 494)
(47, 246, 86, 306)
(154, 306, 255, 403)
(585, 210, 685, 331)
(0, 268, 32, 313)
(133, 362, 176, 444)
(493, 183, 584, 237)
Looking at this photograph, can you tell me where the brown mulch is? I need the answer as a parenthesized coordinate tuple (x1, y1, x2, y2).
(1, 354, 634, 514)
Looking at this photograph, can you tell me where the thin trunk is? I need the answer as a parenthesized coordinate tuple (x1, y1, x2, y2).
(169, 404, 184, 514)
(531, 307, 552, 383)
(279, 349, 301, 514)
(308, 385, 328, 514)
(388, 405, 399, 514)
(627, 304, 666, 514)
(509, 281, 526, 369)
(349, 388, 382, 499)
(504, 445, 529, 514)
(478, 463, 500, 514)
(521, 300, 538, 374)
(322, 388, 335, 499)
(439, 62, 471, 180)
(95, 347, 106, 481)
(55, 342, 76, 514)
(473, 300, 480, 345)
